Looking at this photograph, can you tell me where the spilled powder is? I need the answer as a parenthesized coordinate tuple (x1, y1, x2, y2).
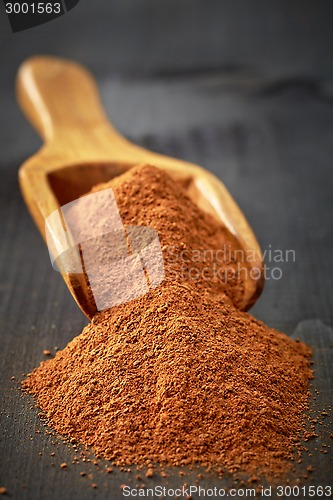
(23, 165, 313, 479)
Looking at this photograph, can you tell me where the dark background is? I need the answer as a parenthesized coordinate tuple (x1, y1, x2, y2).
(0, 1, 332, 499)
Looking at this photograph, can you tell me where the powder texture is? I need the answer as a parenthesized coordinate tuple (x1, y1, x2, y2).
(23, 165, 313, 478)
(63, 164, 246, 310)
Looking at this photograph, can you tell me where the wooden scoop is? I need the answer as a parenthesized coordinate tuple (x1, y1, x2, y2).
(17, 56, 264, 318)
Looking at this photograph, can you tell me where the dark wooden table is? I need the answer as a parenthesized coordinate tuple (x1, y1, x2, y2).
(0, 1, 332, 498)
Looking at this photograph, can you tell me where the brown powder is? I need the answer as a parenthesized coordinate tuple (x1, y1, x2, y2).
(23, 164, 313, 479)
(61, 164, 246, 310)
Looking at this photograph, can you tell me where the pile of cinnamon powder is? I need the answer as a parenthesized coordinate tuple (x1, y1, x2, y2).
(23, 165, 313, 479)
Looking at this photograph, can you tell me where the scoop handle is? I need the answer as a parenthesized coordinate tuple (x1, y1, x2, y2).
(16, 55, 133, 165)
(17, 57, 108, 139)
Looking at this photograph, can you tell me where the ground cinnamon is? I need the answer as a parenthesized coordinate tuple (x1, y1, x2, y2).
(23, 164, 313, 479)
